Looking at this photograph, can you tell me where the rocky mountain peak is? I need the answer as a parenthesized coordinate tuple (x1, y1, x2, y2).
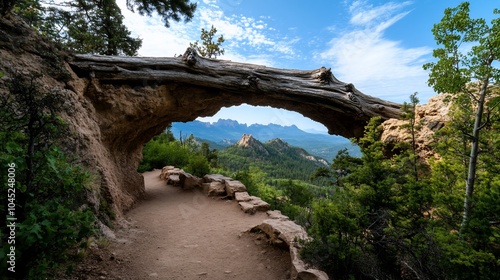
(237, 134, 256, 147)
(237, 134, 269, 155)
(267, 138, 290, 150)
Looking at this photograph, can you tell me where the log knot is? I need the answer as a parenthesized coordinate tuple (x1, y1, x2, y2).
(182, 47, 199, 66)
(248, 74, 259, 86)
(242, 74, 259, 87)
(347, 92, 360, 106)
(317, 67, 334, 85)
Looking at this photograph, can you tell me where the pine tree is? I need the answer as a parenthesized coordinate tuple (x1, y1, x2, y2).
(190, 25, 225, 58)
(7, 0, 197, 56)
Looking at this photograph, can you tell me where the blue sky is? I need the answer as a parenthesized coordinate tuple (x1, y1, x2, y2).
(118, 0, 498, 133)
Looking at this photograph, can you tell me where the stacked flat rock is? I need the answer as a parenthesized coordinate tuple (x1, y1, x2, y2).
(235, 192, 271, 214)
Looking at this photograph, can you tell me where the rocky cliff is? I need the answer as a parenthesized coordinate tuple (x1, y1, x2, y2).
(381, 94, 451, 159)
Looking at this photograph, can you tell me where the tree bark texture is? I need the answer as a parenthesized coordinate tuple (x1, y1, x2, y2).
(70, 47, 403, 139)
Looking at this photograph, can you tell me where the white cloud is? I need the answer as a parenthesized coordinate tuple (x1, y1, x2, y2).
(318, 1, 434, 103)
(349, 1, 412, 27)
(116, 0, 299, 64)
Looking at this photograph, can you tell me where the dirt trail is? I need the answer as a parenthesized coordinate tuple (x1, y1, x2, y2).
(75, 170, 291, 280)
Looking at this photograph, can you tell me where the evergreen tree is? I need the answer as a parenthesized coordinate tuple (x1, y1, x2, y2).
(125, 0, 196, 27)
(190, 25, 225, 58)
(6, 0, 197, 56)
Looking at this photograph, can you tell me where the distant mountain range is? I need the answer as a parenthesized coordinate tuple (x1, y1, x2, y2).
(171, 119, 360, 161)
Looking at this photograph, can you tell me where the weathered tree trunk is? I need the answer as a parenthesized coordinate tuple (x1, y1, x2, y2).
(460, 75, 489, 234)
(70, 48, 402, 139)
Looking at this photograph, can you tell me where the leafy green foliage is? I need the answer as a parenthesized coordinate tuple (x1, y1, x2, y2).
(429, 92, 500, 279)
(0, 72, 96, 278)
(300, 86, 500, 279)
(138, 129, 213, 178)
(423, 2, 500, 232)
(190, 25, 225, 58)
(184, 154, 210, 177)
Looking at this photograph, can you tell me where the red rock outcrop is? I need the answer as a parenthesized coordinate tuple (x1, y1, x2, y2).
(381, 94, 451, 160)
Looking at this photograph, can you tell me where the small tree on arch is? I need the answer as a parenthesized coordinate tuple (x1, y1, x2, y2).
(190, 25, 225, 58)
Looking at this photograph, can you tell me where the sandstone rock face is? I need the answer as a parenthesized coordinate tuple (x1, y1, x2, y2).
(237, 134, 269, 155)
(381, 94, 451, 160)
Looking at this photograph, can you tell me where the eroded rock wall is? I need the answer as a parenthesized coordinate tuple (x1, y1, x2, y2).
(381, 94, 451, 160)
(0, 15, 141, 216)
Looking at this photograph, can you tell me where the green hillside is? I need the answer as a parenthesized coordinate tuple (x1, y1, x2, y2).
(218, 135, 329, 184)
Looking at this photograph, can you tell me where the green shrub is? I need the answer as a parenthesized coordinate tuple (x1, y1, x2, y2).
(184, 154, 210, 177)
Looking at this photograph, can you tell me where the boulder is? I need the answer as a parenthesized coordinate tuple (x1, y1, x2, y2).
(203, 174, 232, 183)
(249, 196, 271, 211)
(239, 201, 256, 214)
(252, 217, 329, 279)
(159, 166, 175, 180)
(179, 172, 202, 190)
(236, 195, 271, 214)
(235, 191, 251, 202)
(266, 210, 289, 221)
(202, 182, 226, 196)
(225, 180, 247, 197)
(290, 245, 329, 280)
(254, 219, 309, 247)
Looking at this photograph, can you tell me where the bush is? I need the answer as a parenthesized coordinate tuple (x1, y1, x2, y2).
(184, 154, 210, 177)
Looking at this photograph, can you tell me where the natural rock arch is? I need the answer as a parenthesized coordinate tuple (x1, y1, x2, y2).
(67, 48, 403, 213)
(70, 48, 402, 141)
(0, 11, 403, 215)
